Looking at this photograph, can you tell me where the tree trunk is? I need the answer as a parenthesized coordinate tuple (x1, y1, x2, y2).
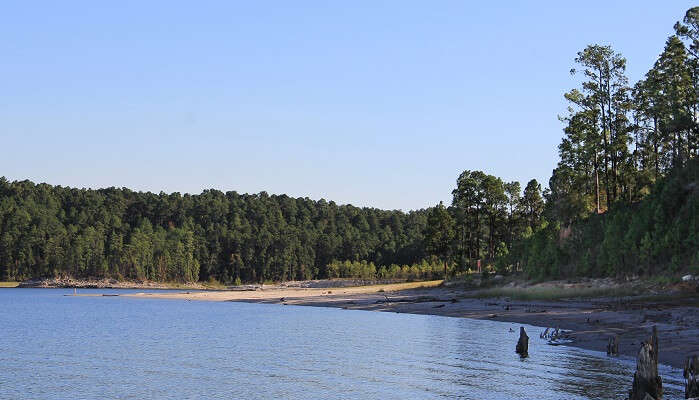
(653, 117, 659, 179)
(516, 327, 529, 358)
(595, 152, 601, 213)
(629, 326, 662, 400)
(599, 72, 612, 206)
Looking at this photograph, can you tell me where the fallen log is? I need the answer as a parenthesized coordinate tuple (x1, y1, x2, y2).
(628, 326, 662, 400)
(516, 327, 528, 358)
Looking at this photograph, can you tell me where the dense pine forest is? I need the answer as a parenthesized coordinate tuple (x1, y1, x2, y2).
(0, 182, 432, 283)
(1, 8, 697, 284)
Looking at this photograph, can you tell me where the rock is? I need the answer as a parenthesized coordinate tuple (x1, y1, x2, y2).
(686, 355, 699, 399)
(607, 335, 619, 356)
(516, 327, 529, 358)
(628, 326, 662, 400)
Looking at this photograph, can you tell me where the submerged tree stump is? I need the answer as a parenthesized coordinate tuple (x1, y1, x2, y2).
(607, 335, 619, 356)
(685, 355, 699, 399)
(629, 326, 662, 400)
(516, 327, 529, 358)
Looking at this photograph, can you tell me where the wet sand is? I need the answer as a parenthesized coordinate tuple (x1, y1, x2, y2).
(125, 282, 698, 369)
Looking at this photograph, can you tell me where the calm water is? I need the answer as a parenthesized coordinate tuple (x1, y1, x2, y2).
(0, 289, 685, 400)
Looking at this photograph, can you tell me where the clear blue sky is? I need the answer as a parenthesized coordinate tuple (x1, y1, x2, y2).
(1, 1, 694, 210)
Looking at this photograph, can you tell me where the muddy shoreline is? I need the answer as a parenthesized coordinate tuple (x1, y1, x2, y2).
(243, 288, 698, 369)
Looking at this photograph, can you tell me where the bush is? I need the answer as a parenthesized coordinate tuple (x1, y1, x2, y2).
(324, 259, 443, 280)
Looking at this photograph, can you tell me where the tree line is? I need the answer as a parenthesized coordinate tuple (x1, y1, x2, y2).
(1, 8, 697, 283)
(0, 182, 430, 283)
(423, 8, 699, 279)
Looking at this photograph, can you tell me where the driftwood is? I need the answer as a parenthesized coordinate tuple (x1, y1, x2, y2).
(686, 355, 699, 399)
(607, 335, 619, 356)
(540, 327, 562, 340)
(516, 327, 529, 358)
(629, 326, 662, 400)
(539, 327, 571, 345)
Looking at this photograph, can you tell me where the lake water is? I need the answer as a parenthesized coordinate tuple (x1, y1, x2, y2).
(0, 289, 685, 399)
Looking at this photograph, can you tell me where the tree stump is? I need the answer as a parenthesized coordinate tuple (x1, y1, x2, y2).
(685, 355, 699, 399)
(607, 335, 619, 356)
(629, 326, 662, 400)
(516, 327, 529, 358)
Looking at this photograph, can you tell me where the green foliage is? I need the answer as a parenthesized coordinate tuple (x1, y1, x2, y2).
(507, 9, 698, 280)
(0, 179, 429, 283)
(451, 170, 516, 270)
(536, 159, 699, 278)
(423, 202, 455, 277)
(326, 259, 444, 281)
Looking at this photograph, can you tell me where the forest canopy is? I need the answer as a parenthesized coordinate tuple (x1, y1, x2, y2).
(0, 180, 431, 283)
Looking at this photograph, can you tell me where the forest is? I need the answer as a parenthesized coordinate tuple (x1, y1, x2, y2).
(0, 181, 433, 283)
(0, 8, 697, 284)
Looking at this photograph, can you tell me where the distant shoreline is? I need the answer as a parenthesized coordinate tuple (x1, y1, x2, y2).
(14, 277, 413, 291)
(16, 278, 210, 290)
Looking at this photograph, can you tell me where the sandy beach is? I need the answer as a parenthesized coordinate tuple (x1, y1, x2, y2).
(120, 280, 699, 369)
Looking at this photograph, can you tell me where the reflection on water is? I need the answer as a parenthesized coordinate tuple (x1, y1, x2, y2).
(0, 289, 685, 399)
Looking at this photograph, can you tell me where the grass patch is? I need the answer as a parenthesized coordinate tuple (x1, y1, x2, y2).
(0, 282, 20, 288)
(465, 285, 639, 301)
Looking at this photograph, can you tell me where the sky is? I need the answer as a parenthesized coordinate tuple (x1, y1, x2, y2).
(1, 1, 695, 210)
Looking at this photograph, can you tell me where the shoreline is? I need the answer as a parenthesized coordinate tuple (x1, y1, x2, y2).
(116, 281, 699, 369)
(14, 277, 417, 291)
(16, 278, 213, 290)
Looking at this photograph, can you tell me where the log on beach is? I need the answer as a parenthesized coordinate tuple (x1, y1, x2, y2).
(628, 326, 662, 400)
(516, 327, 529, 358)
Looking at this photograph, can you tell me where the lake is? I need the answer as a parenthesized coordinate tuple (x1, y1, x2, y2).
(0, 289, 685, 399)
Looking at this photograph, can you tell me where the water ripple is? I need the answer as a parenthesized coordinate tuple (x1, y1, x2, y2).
(0, 289, 685, 400)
